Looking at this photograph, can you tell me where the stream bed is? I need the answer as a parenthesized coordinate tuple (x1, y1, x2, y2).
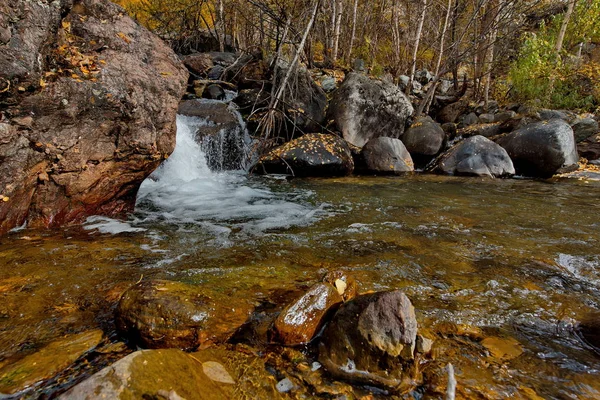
(1, 116, 600, 399)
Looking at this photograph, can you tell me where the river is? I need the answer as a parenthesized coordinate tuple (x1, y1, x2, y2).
(1, 114, 599, 398)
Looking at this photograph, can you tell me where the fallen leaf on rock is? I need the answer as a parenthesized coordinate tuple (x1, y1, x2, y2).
(202, 361, 235, 384)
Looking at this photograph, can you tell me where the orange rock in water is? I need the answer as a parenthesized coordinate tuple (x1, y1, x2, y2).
(272, 283, 343, 345)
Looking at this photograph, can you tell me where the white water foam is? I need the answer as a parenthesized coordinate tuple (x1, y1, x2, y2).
(133, 114, 323, 235)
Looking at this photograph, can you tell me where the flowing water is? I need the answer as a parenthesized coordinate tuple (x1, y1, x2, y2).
(1, 113, 600, 398)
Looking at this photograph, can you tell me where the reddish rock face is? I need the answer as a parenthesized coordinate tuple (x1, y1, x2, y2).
(0, 0, 188, 235)
(271, 283, 344, 345)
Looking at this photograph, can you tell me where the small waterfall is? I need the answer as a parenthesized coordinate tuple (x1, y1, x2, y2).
(134, 112, 324, 236)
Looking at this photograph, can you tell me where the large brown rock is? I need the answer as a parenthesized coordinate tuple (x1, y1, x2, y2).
(318, 290, 419, 391)
(0, 0, 188, 235)
(116, 280, 253, 350)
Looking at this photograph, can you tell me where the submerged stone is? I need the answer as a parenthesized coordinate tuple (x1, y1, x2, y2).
(116, 280, 252, 350)
(0, 330, 103, 395)
(60, 347, 283, 399)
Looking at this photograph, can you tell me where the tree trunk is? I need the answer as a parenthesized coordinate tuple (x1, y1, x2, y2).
(406, 0, 428, 95)
(332, 0, 344, 63)
(418, 0, 453, 116)
(347, 0, 359, 64)
(217, 0, 225, 52)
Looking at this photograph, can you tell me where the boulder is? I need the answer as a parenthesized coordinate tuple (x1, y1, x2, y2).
(415, 70, 433, 85)
(539, 109, 576, 123)
(203, 84, 226, 101)
(479, 113, 495, 124)
(275, 63, 327, 133)
(271, 283, 343, 345)
(0, 0, 188, 236)
(233, 88, 270, 114)
(494, 110, 517, 123)
(182, 53, 214, 76)
(458, 123, 503, 139)
(60, 348, 283, 400)
(361, 137, 414, 174)
(437, 101, 469, 124)
(402, 116, 445, 160)
(255, 134, 354, 177)
(178, 99, 250, 171)
(328, 72, 413, 147)
(436, 135, 515, 178)
(318, 291, 419, 391)
(578, 135, 600, 161)
(496, 119, 579, 177)
(116, 280, 252, 350)
(571, 117, 599, 143)
(461, 112, 480, 127)
(320, 76, 337, 93)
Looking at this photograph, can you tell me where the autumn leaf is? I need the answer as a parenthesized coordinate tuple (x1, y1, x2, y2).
(117, 32, 132, 43)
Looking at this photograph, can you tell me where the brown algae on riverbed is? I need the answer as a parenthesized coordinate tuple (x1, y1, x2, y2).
(0, 174, 599, 398)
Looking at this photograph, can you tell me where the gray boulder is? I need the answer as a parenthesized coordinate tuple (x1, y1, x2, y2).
(402, 116, 445, 159)
(436, 135, 515, 178)
(571, 117, 599, 143)
(361, 137, 414, 174)
(328, 73, 413, 147)
(496, 119, 579, 177)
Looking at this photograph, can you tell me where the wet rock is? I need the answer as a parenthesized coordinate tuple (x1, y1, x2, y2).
(60, 347, 283, 399)
(318, 290, 419, 391)
(436, 135, 515, 178)
(203, 84, 226, 101)
(322, 271, 358, 301)
(571, 117, 599, 143)
(577, 312, 600, 352)
(255, 134, 354, 177)
(361, 137, 414, 175)
(271, 283, 343, 345)
(0, 330, 103, 395)
(495, 119, 579, 177)
(208, 65, 226, 80)
(481, 336, 523, 361)
(178, 99, 250, 171)
(402, 116, 445, 161)
(0, 0, 188, 236)
(416, 334, 434, 354)
(328, 72, 413, 147)
(115, 280, 252, 350)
